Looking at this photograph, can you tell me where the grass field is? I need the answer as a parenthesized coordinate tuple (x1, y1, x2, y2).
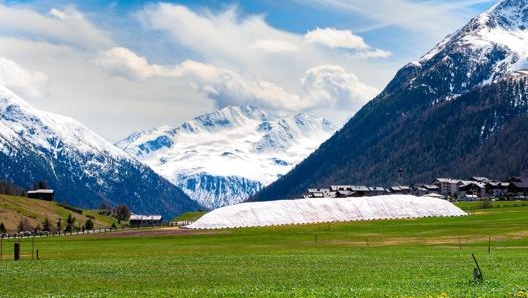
(1, 203, 528, 297)
(0, 194, 119, 232)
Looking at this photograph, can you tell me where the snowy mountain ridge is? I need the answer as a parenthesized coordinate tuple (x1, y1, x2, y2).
(117, 105, 336, 209)
(409, 0, 528, 97)
(0, 85, 126, 160)
(0, 84, 199, 218)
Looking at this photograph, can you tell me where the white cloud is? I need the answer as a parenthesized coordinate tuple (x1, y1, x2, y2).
(136, 3, 388, 101)
(0, 4, 112, 50)
(93, 47, 181, 80)
(0, 56, 49, 98)
(302, 65, 378, 110)
(95, 47, 378, 115)
(250, 39, 298, 53)
(350, 48, 392, 59)
(305, 27, 391, 59)
(305, 27, 368, 49)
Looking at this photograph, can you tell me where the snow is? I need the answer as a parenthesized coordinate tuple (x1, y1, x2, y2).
(117, 105, 336, 208)
(118, 106, 335, 185)
(415, 0, 528, 83)
(0, 84, 129, 160)
(187, 195, 467, 229)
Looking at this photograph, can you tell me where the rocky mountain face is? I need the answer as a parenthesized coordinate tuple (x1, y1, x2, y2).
(116, 105, 335, 209)
(0, 85, 200, 218)
(252, 0, 528, 201)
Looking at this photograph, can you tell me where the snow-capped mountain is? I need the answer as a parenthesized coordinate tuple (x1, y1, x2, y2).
(116, 105, 336, 209)
(388, 0, 528, 102)
(0, 84, 200, 218)
(254, 0, 528, 201)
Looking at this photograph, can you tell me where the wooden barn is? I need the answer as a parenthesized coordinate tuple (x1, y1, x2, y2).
(129, 215, 163, 227)
(27, 189, 55, 201)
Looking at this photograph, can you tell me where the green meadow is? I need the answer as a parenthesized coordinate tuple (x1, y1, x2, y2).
(1, 203, 528, 298)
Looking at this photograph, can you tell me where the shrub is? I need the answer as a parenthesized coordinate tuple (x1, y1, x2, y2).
(85, 218, 94, 230)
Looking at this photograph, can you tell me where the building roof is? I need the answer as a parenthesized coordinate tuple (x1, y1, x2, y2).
(350, 186, 369, 192)
(27, 189, 54, 194)
(368, 187, 386, 191)
(510, 177, 528, 189)
(432, 178, 459, 184)
(129, 215, 163, 221)
(471, 177, 492, 183)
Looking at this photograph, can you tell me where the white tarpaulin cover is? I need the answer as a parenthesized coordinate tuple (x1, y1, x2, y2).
(187, 195, 467, 229)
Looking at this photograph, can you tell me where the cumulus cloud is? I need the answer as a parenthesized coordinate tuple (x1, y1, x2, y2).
(305, 27, 391, 59)
(0, 56, 49, 98)
(137, 3, 308, 79)
(179, 60, 301, 110)
(93, 47, 181, 80)
(0, 4, 112, 50)
(301, 65, 379, 110)
(250, 39, 298, 53)
(95, 47, 378, 115)
(185, 62, 380, 113)
(305, 28, 368, 49)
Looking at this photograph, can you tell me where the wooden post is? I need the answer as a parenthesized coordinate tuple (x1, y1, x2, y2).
(488, 236, 491, 254)
(14, 242, 20, 261)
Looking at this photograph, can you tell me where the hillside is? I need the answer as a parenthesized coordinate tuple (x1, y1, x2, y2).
(253, 0, 528, 201)
(0, 84, 200, 218)
(0, 194, 118, 233)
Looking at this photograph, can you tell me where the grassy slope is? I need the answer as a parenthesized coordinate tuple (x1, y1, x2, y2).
(172, 211, 206, 222)
(0, 204, 528, 297)
(0, 194, 117, 232)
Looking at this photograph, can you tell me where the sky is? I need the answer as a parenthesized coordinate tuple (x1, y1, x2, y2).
(0, 0, 497, 141)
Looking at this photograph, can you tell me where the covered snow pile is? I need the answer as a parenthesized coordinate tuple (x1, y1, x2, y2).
(187, 195, 467, 229)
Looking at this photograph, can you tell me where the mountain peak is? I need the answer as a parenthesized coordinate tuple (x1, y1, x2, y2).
(474, 0, 528, 31)
(0, 85, 32, 110)
(117, 105, 336, 209)
(192, 105, 271, 131)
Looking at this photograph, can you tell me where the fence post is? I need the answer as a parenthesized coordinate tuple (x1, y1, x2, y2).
(14, 242, 20, 261)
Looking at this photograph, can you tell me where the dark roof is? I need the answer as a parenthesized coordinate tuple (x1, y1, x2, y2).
(510, 177, 528, 189)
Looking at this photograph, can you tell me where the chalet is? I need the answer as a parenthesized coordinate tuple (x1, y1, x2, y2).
(411, 184, 440, 196)
(368, 187, 387, 196)
(457, 181, 486, 197)
(388, 186, 411, 194)
(485, 182, 509, 198)
(306, 188, 335, 198)
(27, 189, 54, 201)
(507, 177, 528, 198)
(432, 178, 459, 196)
(129, 215, 163, 227)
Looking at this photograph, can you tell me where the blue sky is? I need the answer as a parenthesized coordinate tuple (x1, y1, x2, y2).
(0, 0, 496, 141)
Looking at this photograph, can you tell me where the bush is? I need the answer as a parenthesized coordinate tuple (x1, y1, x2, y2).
(85, 218, 94, 230)
(114, 205, 131, 221)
